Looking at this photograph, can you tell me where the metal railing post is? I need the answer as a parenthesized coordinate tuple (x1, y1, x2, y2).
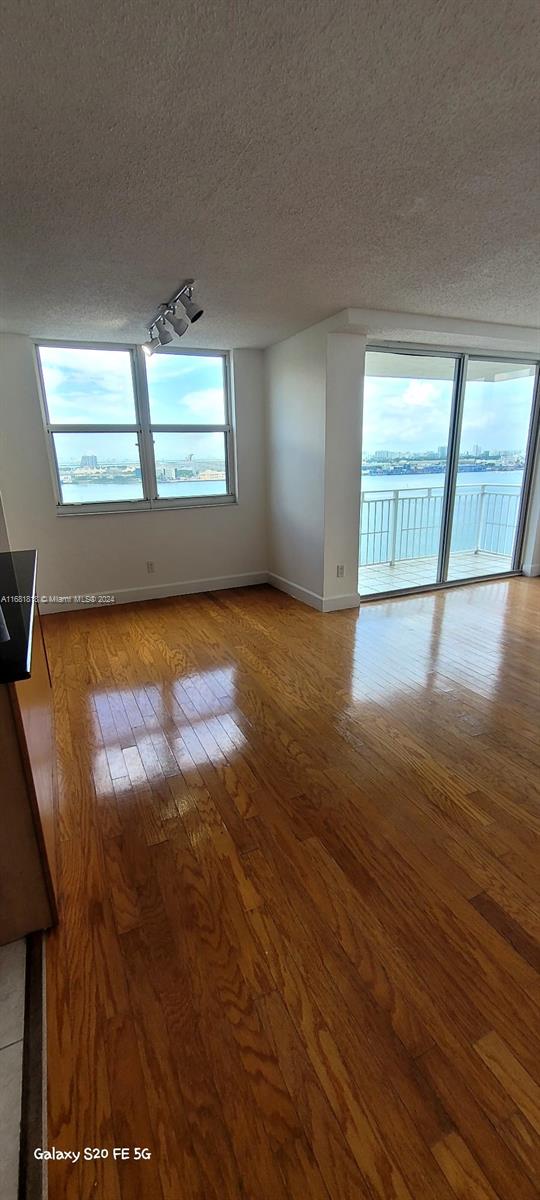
(426, 488, 432, 556)
(389, 490, 399, 565)
(475, 485, 487, 554)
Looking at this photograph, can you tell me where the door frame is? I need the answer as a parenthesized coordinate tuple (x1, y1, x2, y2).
(361, 344, 540, 598)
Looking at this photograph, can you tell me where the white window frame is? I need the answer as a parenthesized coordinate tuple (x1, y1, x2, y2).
(35, 340, 236, 516)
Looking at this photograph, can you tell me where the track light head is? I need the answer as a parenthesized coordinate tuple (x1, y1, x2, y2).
(156, 319, 173, 346)
(177, 289, 204, 324)
(142, 329, 161, 356)
(166, 309, 189, 338)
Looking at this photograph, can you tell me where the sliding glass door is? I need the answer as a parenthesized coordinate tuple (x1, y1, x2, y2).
(446, 359, 538, 581)
(360, 350, 539, 597)
(360, 351, 457, 595)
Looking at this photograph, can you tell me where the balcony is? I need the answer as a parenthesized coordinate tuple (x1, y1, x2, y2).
(359, 483, 520, 596)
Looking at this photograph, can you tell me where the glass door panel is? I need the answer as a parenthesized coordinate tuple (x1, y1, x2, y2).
(360, 351, 457, 595)
(447, 360, 538, 581)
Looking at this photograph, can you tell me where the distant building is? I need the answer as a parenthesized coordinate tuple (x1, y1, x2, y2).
(80, 454, 98, 468)
(438, 446, 447, 459)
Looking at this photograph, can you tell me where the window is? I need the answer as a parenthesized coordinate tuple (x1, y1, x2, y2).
(37, 345, 234, 512)
(145, 353, 228, 499)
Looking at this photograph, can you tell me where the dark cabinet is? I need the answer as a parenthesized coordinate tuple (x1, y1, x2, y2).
(0, 552, 58, 944)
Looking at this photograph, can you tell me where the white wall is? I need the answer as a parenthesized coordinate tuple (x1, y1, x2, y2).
(323, 333, 366, 606)
(264, 320, 329, 604)
(0, 335, 267, 610)
(264, 314, 366, 611)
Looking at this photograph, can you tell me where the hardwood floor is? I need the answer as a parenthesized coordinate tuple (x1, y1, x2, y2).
(42, 578, 540, 1200)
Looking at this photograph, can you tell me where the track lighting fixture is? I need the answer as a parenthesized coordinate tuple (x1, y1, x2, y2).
(142, 279, 204, 353)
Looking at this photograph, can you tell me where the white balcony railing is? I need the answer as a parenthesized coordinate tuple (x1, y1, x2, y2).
(359, 483, 521, 567)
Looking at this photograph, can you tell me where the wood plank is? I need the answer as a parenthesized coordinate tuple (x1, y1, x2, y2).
(497, 1111, 540, 1183)
(469, 892, 540, 973)
(432, 1131, 500, 1200)
(475, 1032, 540, 1135)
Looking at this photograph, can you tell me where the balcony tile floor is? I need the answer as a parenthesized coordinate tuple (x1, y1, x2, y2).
(359, 550, 513, 596)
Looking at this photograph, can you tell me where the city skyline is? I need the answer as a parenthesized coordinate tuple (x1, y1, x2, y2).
(363, 445, 523, 461)
(54, 441, 522, 469)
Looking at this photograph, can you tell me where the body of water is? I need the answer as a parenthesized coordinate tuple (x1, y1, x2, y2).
(361, 468, 524, 493)
(60, 478, 228, 504)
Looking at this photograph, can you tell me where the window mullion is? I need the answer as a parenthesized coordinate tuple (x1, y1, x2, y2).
(149, 424, 229, 434)
(47, 429, 63, 506)
(225, 428, 235, 496)
(48, 424, 138, 434)
(133, 347, 158, 501)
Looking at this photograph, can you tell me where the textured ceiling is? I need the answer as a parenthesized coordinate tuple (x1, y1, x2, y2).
(1, 0, 539, 348)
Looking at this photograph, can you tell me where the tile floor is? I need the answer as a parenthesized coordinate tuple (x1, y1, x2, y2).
(0, 940, 26, 1199)
(359, 549, 513, 595)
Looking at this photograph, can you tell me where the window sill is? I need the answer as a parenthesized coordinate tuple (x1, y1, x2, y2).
(55, 495, 237, 517)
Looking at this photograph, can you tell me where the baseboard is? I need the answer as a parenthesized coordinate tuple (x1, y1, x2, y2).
(267, 575, 361, 613)
(39, 570, 363, 616)
(522, 563, 540, 577)
(267, 573, 324, 611)
(39, 571, 269, 614)
(321, 592, 361, 612)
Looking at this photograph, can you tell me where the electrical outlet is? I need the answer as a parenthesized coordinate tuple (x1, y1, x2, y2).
(336, 564, 345, 578)
(146, 560, 155, 574)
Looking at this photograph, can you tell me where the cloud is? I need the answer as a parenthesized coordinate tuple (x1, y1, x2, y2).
(145, 357, 225, 420)
(401, 380, 442, 408)
(40, 346, 135, 423)
(158, 387, 225, 423)
(363, 372, 534, 454)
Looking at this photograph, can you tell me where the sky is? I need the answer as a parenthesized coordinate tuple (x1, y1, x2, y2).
(39, 345, 536, 466)
(39, 346, 227, 464)
(363, 360, 536, 457)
